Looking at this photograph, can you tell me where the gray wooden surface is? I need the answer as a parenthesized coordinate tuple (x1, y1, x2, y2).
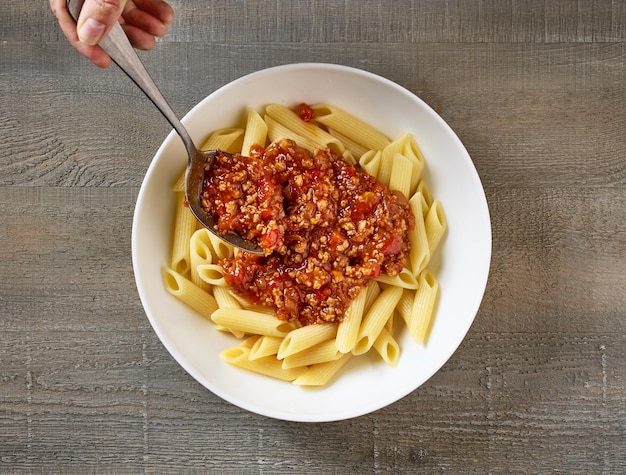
(1, 1, 625, 473)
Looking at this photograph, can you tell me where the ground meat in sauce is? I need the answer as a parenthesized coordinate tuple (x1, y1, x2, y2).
(201, 138, 414, 326)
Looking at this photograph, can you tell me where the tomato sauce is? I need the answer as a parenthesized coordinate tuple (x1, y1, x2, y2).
(201, 138, 414, 326)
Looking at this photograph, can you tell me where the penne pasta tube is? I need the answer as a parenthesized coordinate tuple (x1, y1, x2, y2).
(363, 279, 381, 313)
(408, 270, 440, 344)
(292, 353, 352, 386)
(277, 323, 338, 359)
(249, 335, 283, 360)
(359, 150, 382, 178)
(213, 289, 239, 311)
(212, 287, 244, 333)
(265, 115, 317, 153)
(379, 134, 408, 187)
(207, 231, 234, 260)
(407, 192, 431, 276)
(281, 339, 342, 369)
(396, 289, 414, 327)
(162, 267, 218, 320)
(211, 308, 294, 337)
(328, 127, 370, 158)
(221, 347, 306, 381)
(385, 310, 397, 334)
(373, 327, 401, 367)
(353, 285, 403, 355)
(375, 267, 419, 289)
(170, 192, 196, 275)
(416, 180, 433, 210)
(425, 200, 447, 256)
(265, 104, 344, 153)
(311, 103, 390, 151)
(239, 335, 261, 349)
(241, 108, 268, 155)
(403, 135, 425, 194)
(388, 152, 413, 199)
(336, 286, 368, 353)
(201, 127, 245, 153)
(189, 230, 213, 291)
(197, 264, 228, 287)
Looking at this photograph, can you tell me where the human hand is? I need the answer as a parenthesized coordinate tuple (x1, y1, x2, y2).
(50, 0, 174, 68)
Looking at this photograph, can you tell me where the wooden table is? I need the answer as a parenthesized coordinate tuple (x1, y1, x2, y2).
(2, 1, 624, 472)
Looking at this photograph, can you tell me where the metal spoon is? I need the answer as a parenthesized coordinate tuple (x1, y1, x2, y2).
(66, 0, 263, 254)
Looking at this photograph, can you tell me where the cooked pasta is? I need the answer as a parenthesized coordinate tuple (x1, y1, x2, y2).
(249, 335, 283, 360)
(353, 285, 403, 355)
(241, 108, 268, 155)
(407, 192, 431, 276)
(163, 102, 446, 387)
(170, 192, 196, 275)
(277, 323, 338, 360)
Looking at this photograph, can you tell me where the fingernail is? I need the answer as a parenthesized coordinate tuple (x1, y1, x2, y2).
(78, 18, 106, 45)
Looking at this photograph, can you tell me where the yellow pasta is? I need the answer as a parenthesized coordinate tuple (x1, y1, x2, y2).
(389, 152, 413, 199)
(425, 200, 447, 256)
(363, 279, 381, 314)
(164, 102, 448, 387)
(241, 108, 268, 155)
(416, 180, 433, 211)
(359, 150, 382, 178)
(353, 285, 403, 355)
(396, 289, 414, 327)
(375, 267, 419, 289)
(189, 229, 213, 291)
(211, 308, 294, 337)
(239, 335, 260, 349)
(311, 103, 390, 151)
(249, 335, 283, 360)
(197, 263, 228, 287)
(328, 127, 369, 158)
(407, 192, 431, 276)
(170, 193, 196, 275)
(292, 353, 352, 386)
(335, 285, 368, 353)
(373, 327, 401, 367)
(201, 127, 245, 153)
(265, 115, 317, 153)
(212, 286, 241, 309)
(402, 135, 425, 194)
(277, 323, 338, 360)
(221, 347, 307, 381)
(379, 134, 408, 187)
(281, 339, 342, 370)
(162, 267, 218, 320)
(408, 270, 440, 344)
(207, 231, 234, 260)
(265, 104, 344, 154)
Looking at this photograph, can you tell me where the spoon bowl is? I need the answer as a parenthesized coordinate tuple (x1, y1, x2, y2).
(66, 0, 263, 254)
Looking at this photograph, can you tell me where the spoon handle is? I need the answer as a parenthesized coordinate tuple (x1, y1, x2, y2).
(67, 0, 198, 157)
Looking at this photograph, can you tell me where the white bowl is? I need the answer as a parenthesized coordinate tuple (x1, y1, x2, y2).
(132, 63, 491, 422)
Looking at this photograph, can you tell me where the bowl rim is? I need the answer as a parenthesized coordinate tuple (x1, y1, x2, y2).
(131, 62, 492, 422)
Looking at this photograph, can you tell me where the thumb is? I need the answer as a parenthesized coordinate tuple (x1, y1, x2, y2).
(77, 0, 128, 45)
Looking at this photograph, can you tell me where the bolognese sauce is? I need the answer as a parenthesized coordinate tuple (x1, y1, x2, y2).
(201, 138, 414, 326)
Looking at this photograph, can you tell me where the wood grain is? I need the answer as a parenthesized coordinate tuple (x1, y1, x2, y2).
(1, 0, 624, 473)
